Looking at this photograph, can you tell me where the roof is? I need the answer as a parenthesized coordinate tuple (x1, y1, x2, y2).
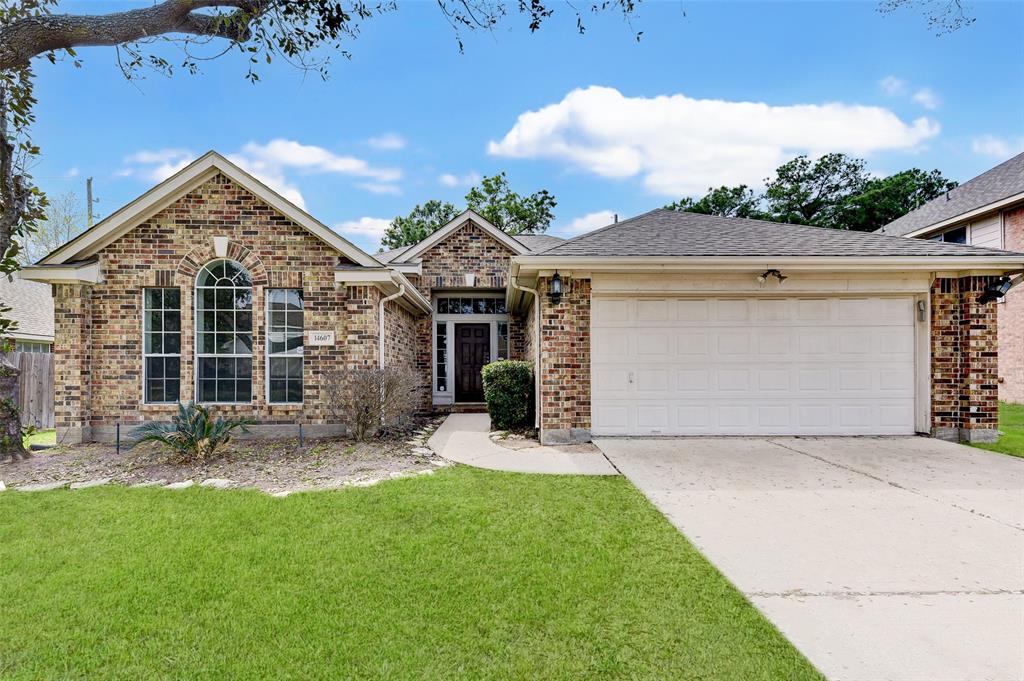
(878, 152, 1024, 237)
(514, 234, 565, 253)
(376, 245, 412, 263)
(535, 209, 1024, 259)
(0, 276, 54, 342)
(390, 210, 529, 263)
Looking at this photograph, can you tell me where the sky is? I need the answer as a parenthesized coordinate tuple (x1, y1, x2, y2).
(32, 0, 1024, 253)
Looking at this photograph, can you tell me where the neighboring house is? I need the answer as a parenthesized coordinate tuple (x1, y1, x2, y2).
(20, 151, 1024, 446)
(0, 276, 54, 353)
(878, 152, 1024, 402)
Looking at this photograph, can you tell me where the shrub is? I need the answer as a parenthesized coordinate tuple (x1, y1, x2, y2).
(133, 402, 253, 463)
(481, 360, 533, 430)
(323, 367, 424, 441)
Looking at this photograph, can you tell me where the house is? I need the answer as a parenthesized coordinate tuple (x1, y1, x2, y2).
(20, 151, 1024, 445)
(0, 276, 54, 353)
(877, 152, 1024, 402)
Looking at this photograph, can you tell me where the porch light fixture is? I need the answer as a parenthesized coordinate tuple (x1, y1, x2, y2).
(549, 271, 563, 305)
(977, 276, 1013, 304)
(756, 269, 787, 285)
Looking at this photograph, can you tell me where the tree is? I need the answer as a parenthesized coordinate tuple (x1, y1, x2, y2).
(381, 200, 459, 251)
(381, 173, 556, 249)
(763, 153, 870, 229)
(665, 185, 763, 219)
(0, 0, 639, 459)
(17, 189, 84, 264)
(835, 169, 958, 232)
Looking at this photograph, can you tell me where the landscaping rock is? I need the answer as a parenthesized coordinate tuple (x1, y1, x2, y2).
(349, 478, 381, 487)
(17, 481, 69, 492)
(130, 479, 167, 488)
(200, 478, 233, 489)
(270, 490, 292, 498)
(429, 459, 449, 467)
(70, 478, 112, 490)
(164, 481, 194, 490)
(412, 447, 433, 456)
(0, 480, 5, 492)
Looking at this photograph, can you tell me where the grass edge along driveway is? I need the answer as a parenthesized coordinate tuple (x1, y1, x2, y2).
(0, 466, 822, 680)
(972, 401, 1024, 459)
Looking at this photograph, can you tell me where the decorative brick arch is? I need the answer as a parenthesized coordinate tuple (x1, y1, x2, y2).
(176, 240, 269, 286)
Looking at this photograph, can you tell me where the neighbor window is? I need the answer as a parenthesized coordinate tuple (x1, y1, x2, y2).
(14, 341, 51, 354)
(195, 259, 252, 403)
(929, 225, 968, 244)
(267, 289, 303, 404)
(143, 288, 181, 403)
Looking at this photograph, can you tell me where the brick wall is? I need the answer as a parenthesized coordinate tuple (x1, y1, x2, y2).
(998, 206, 1024, 403)
(53, 284, 92, 443)
(55, 173, 397, 441)
(931, 275, 1000, 442)
(537, 276, 591, 444)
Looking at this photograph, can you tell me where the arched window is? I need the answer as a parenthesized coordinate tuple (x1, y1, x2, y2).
(195, 259, 253, 403)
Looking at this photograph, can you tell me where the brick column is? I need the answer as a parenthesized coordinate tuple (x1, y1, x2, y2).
(930, 276, 1000, 443)
(54, 283, 92, 444)
(537, 276, 591, 444)
(344, 285, 380, 369)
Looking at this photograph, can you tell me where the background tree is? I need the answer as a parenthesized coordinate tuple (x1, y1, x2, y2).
(16, 189, 84, 264)
(381, 173, 556, 250)
(665, 185, 763, 219)
(763, 153, 870, 228)
(833, 168, 958, 232)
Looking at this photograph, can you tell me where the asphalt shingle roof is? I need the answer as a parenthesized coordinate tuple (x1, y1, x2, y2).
(0, 276, 54, 340)
(878, 152, 1024, 237)
(536, 209, 1024, 259)
(514, 234, 565, 252)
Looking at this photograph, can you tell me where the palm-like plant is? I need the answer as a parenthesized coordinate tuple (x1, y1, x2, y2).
(133, 402, 253, 462)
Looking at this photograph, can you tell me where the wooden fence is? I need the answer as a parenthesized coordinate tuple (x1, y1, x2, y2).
(4, 351, 54, 429)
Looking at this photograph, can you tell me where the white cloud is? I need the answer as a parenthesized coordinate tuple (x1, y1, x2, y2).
(438, 171, 481, 187)
(121, 148, 196, 183)
(236, 139, 401, 182)
(366, 133, 406, 151)
(912, 88, 939, 110)
(356, 182, 402, 195)
(971, 134, 1024, 158)
(558, 209, 617, 236)
(335, 217, 392, 238)
(879, 76, 907, 96)
(488, 86, 940, 196)
(65, 167, 80, 178)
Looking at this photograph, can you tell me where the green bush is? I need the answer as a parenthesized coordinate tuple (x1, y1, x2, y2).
(133, 402, 253, 462)
(481, 360, 534, 430)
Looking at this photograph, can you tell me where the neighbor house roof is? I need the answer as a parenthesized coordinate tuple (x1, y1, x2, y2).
(877, 152, 1024, 238)
(534, 209, 1024, 259)
(514, 234, 565, 252)
(0, 276, 54, 342)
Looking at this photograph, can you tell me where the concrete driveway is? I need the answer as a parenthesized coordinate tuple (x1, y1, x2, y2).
(596, 436, 1024, 681)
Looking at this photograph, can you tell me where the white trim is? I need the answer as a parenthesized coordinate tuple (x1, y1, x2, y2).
(20, 261, 102, 284)
(900, 191, 1024, 239)
(193, 258, 254, 406)
(334, 269, 431, 314)
(265, 287, 304, 406)
(430, 292, 510, 404)
(141, 286, 182, 406)
(390, 262, 422, 276)
(391, 210, 529, 263)
(38, 151, 382, 269)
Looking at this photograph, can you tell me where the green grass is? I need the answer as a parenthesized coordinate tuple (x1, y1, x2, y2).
(0, 467, 821, 680)
(972, 402, 1024, 458)
(21, 428, 55, 448)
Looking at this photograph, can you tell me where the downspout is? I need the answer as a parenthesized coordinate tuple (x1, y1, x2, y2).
(510, 275, 541, 429)
(379, 282, 406, 369)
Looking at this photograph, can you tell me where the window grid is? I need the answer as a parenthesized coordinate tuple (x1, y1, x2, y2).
(195, 260, 253, 404)
(143, 288, 181, 404)
(267, 289, 304, 404)
(436, 297, 507, 315)
(436, 323, 447, 392)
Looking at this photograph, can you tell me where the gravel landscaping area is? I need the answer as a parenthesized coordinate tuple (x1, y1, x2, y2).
(0, 417, 447, 494)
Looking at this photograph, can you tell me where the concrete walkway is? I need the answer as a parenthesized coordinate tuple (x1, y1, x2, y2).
(598, 436, 1024, 681)
(427, 413, 617, 475)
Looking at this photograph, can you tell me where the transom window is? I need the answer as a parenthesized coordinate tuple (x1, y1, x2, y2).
(195, 259, 253, 403)
(143, 288, 181, 403)
(267, 289, 303, 404)
(436, 296, 507, 315)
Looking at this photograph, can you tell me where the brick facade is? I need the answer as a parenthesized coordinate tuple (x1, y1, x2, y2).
(536, 276, 591, 444)
(998, 206, 1024, 403)
(54, 174, 409, 443)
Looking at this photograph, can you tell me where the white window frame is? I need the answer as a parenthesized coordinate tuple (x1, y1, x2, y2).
(194, 259, 254, 405)
(265, 288, 304, 405)
(142, 287, 182, 405)
(431, 292, 509, 405)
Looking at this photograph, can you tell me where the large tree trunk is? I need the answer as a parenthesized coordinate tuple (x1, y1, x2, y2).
(0, 357, 28, 461)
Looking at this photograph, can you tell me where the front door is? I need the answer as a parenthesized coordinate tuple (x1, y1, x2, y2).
(455, 323, 490, 402)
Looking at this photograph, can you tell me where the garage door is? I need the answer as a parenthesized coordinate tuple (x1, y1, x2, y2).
(591, 296, 917, 436)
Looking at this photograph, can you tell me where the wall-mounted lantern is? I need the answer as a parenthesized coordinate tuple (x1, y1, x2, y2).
(550, 272, 563, 305)
(978, 276, 1013, 304)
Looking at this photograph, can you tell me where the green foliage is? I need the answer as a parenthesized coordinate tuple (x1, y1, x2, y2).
(481, 360, 533, 430)
(381, 172, 557, 249)
(133, 402, 253, 462)
(665, 184, 763, 219)
(763, 153, 870, 227)
(833, 168, 958, 232)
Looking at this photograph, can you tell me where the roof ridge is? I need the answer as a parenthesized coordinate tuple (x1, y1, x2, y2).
(543, 207, 664, 254)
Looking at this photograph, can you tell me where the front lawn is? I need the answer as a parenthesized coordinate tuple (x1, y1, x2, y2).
(0, 467, 821, 680)
(22, 428, 55, 449)
(972, 402, 1024, 459)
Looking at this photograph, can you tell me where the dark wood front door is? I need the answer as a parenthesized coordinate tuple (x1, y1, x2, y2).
(455, 323, 489, 402)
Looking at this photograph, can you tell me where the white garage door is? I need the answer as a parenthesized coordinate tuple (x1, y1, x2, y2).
(591, 296, 917, 436)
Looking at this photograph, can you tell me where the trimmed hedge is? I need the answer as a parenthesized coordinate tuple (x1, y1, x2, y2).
(481, 360, 534, 430)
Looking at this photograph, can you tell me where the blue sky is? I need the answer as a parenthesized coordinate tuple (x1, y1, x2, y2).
(33, 0, 1024, 252)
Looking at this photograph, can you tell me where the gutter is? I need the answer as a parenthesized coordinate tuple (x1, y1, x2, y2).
(378, 284, 406, 369)
(510, 275, 541, 429)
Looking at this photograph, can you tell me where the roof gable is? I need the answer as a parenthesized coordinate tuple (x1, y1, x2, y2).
(391, 210, 529, 263)
(38, 151, 381, 268)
